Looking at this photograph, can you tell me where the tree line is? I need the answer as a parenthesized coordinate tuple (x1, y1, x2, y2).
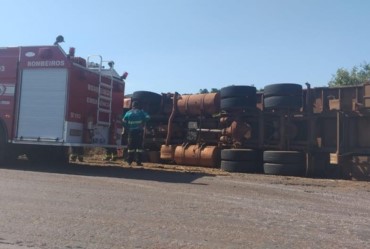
(329, 62, 370, 87)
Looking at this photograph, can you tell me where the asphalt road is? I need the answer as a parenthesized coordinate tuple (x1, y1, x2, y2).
(1, 160, 370, 249)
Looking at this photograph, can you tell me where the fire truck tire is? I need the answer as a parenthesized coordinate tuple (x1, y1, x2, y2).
(220, 97, 256, 111)
(263, 83, 302, 97)
(263, 150, 305, 164)
(263, 96, 302, 110)
(263, 162, 305, 176)
(27, 147, 69, 163)
(221, 149, 257, 161)
(51, 147, 70, 164)
(221, 160, 258, 173)
(27, 149, 43, 163)
(220, 85, 256, 99)
(0, 127, 7, 162)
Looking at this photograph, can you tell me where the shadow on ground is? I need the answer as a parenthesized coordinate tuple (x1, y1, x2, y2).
(0, 159, 215, 184)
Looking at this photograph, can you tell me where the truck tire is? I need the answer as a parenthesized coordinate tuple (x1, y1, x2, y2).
(263, 162, 305, 176)
(221, 160, 258, 173)
(132, 91, 161, 102)
(220, 97, 256, 111)
(221, 149, 257, 161)
(132, 91, 162, 114)
(220, 85, 256, 99)
(264, 96, 302, 110)
(263, 83, 302, 97)
(220, 148, 261, 173)
(263, 151, 305, 164)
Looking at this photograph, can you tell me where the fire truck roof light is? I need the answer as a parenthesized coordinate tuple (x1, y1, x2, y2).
(121, 72, 128, 80)
(69, 47, 75, 57)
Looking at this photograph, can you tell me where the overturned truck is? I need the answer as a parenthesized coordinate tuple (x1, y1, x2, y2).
(126, 83, 370, 181)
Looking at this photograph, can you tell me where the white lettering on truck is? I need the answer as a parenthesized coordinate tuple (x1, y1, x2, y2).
(87, 97, 98, 105)
(87, 84, 99, 93)
(27, 60, 65, 67)
(0, 84, 15, 96)
(88, 84, 110, 97)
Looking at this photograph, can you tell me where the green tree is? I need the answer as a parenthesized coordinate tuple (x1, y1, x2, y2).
(329, 62, 370, 87)
(199, 88, 220, 94)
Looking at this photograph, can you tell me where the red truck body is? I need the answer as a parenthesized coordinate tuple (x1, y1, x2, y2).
(0, 44, 125, 159)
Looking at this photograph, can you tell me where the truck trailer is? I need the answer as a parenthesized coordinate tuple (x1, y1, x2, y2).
(125, 83, 370, 181)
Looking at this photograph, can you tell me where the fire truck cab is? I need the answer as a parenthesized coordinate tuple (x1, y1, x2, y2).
(0, 40, 125, 162)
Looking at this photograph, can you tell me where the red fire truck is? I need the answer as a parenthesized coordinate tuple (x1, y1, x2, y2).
(0, 38, 126, 162)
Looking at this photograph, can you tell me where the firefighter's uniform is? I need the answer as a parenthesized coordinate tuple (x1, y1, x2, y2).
(122, 102, 150, 166)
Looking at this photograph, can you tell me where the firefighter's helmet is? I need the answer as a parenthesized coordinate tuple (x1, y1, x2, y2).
(132, 101, 140, 108)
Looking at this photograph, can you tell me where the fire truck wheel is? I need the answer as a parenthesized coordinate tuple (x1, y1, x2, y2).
(27, 147, 69, 163)
(51, 147, 70, 164)
(263, 150, 305, 164)
(263, 96, 302, 110)
(221, 160, 258, 173)
(221, 149, 257, 161)
(0, 128, 7, 162)
(263, 83, 302, 98)
(27, 149, 43, 163)
(220, 97, 257, 111)
(263, 162, 305, 176)
(220, 85, 256, 99)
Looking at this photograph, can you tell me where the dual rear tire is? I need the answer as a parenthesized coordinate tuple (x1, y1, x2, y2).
(263, 83, 302, 111)
(263, 150, 306, 176)
(220, 85, 257, 112)
(221, 149, 259, 173)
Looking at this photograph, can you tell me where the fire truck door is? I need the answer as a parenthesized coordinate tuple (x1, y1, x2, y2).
(16, 68, 67, 142)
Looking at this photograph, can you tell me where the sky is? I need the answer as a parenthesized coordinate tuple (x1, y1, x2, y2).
(2, 0, 370, 94)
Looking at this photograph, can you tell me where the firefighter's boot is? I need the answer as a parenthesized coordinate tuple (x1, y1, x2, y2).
(127, 150, 135, 166)
(136, 152, 143, 166)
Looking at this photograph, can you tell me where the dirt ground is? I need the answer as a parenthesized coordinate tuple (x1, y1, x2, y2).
(1, 155, 370, 249)
(84, 154, 370, 190)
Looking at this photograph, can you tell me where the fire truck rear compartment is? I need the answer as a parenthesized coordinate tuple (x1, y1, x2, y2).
(16, 68, 68, 142)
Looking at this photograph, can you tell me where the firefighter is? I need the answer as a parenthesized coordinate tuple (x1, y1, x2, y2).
(122, 101, 150, 166)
